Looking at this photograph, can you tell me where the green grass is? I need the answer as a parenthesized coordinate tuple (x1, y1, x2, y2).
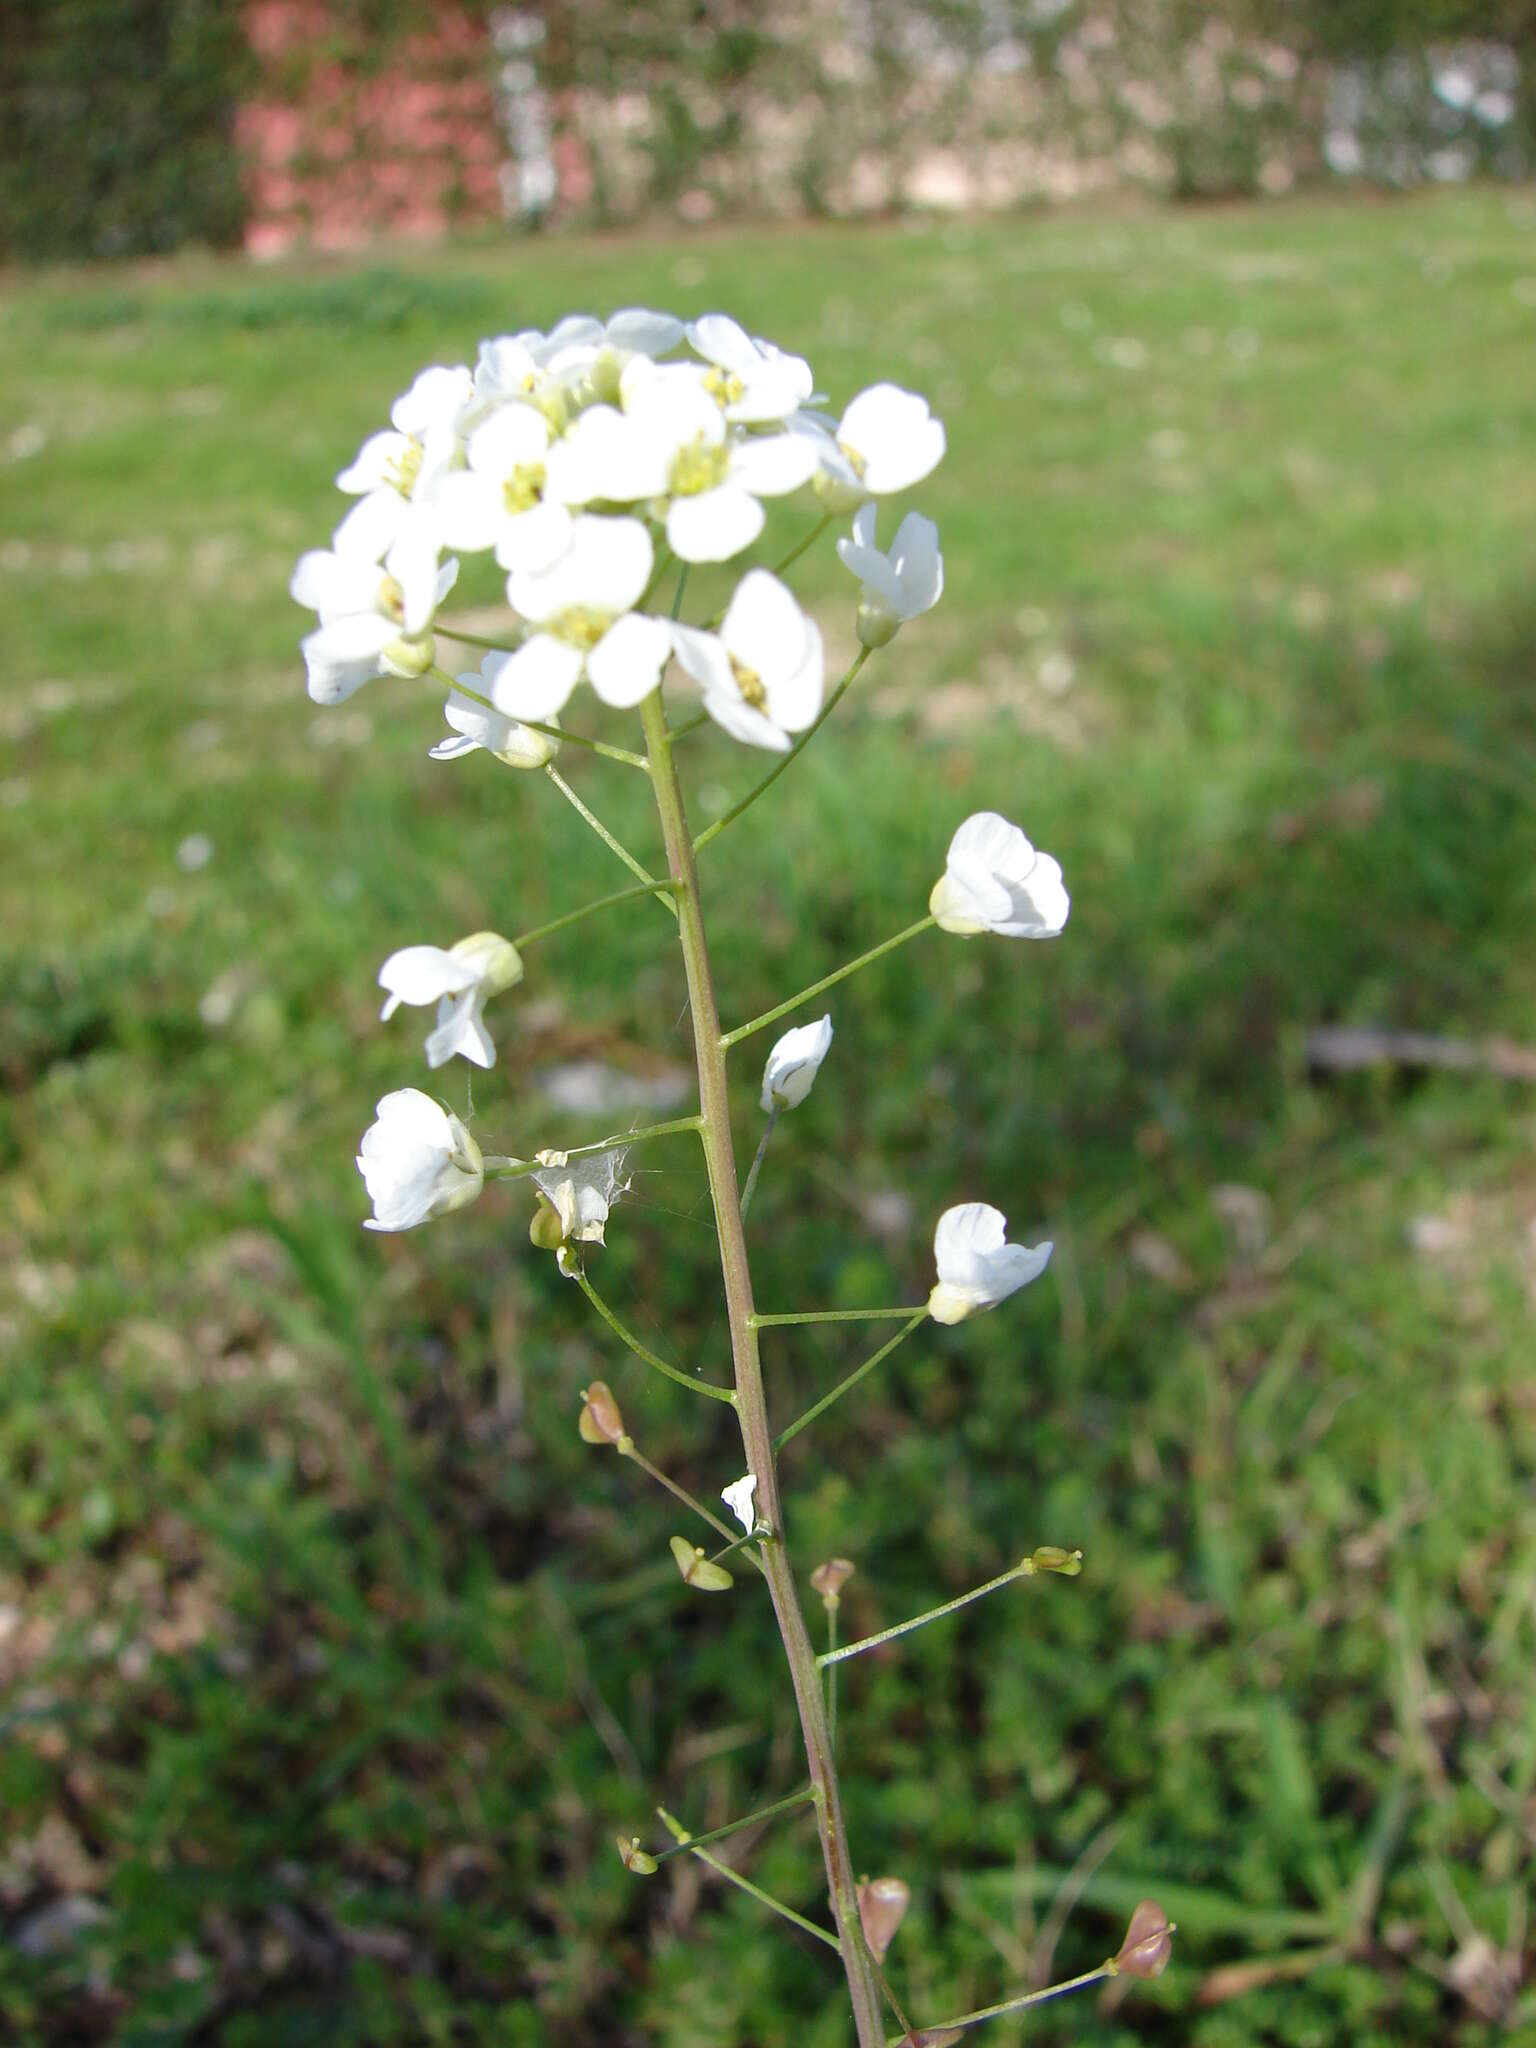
(3, 187, 1535, 2046)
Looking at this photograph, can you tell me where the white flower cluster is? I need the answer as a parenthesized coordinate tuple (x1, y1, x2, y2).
(290, 308, 946, 752)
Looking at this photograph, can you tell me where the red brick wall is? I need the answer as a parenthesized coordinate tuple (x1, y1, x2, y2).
(238, 2, 505, 256)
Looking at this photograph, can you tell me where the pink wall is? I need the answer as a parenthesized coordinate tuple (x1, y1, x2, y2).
(239, 2, 505, 257)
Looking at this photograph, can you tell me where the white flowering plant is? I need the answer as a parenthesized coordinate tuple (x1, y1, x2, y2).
(292, 307, 1170, 2042)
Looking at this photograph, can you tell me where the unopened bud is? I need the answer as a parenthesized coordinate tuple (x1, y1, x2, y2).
(1030, 1545, 1083, 1576)
(616, 1834, 658, 1876)
(811, 1557, 856, 1604)
(857, 1874, 910, 1962)
(1114, 1899, 1173, 1979)
(578, 1380, 625, 1446)
(669, 1535, 733, 1592)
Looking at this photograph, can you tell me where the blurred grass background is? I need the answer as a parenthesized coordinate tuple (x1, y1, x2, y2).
(3, 186, 1535, 2045)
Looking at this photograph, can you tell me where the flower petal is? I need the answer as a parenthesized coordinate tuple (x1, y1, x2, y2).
(666, 486, 764, 564)
(489, 633, 585, 719)
(586, 612, 672, 707)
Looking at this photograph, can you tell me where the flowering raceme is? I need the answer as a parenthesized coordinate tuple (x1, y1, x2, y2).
(291, 305, 1114, 2048)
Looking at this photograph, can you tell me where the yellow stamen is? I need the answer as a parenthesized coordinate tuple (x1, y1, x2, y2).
(730, 655, 766, 709)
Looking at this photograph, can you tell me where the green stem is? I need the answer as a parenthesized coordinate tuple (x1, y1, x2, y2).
(514, 879, 678, 949)
(753, 1306, 925, 1327)
(702, 513, 833, 627)
(434, 623, 518, 652)
(738, 1106, 779, 1221)
(571, 1266, 737, 1404)
(897, 1961, 1118, 2040)
(775, 1310, 930, 1450)
(693, 647, 871, 854)
(484, 1115, 706, 1181)
(657, 1808, 842, 1954)
(819, 1558, 1038, 1668)
(720, 917, 936, 1051)
(617, 1440, 741, 1545)
(667, 707, 712, 742)
(427, 665, 646, 767)
(640, 689, 887, 2046)
(650, 1788, 815, 1864)
(544, 765, 677, 916)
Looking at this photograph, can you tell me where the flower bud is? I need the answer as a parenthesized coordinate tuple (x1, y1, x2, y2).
(616, 1834, 658, 1876)
(813, 467, 868, 517)
(811, 1557, 856, 1604)
(1030, 1545, 1083, 1576)
(578, 1380, 626, 1446)
(1114, 1900, 1173, 1979)
(857, 1875, 910, 1962)
(669, 1535, 733, 1592)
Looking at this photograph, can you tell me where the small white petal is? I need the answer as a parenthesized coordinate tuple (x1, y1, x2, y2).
(490, 633, 585, 719)
(761, 1015, 833, 1112)
(666, 486, 764, 563)
(586, 612, 672, 707)
(721, 1474, 759, 1534)
(378, 945, 480, 1012)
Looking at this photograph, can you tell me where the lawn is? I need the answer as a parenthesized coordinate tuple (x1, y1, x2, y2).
(2, 186, 1535, 2047)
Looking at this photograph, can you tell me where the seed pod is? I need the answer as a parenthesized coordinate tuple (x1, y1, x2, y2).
(616, 1835, 658, 1876)
(578, 1380, 626, 1446)
(811, 1557, 856, 1603)
(857, 1874, 911, 1962)
(1114, 1899, 1173, 1979)
(1031, 1545, 1083, 1576)
(669, 1536, 734, 1592)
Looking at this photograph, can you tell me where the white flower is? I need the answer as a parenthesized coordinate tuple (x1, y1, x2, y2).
(721, 1474, 759, 1535)
(930, 812, 1069, 938)
(476, 309, 684, 412)
(670, 570, 824, 753)
(761, 1015, 833, 1112)
(530, 1147, 630, 1248)
(798, 384, 946, 505)
(290, 530, 458, 705)
(430, 662, 559, 767)
(432, 402, 573, 573)
(496, 515, 671, 717)
(686, 314, 814, 423)
(333, 364, 473, 562)
(357, 1089, 484, 1232)
(837, 506, 943, 648)
(927, 1203, 1053, 1324)
(616, 366, 820, 562)
(378, 931, 523, 1069)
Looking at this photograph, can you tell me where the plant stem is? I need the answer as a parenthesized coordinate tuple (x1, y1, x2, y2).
(641, 688, 888, 2047)
(434, 624, 517, 652)
(739, 1106, 779, 1221)
(571, 1266, 737, 1404)
(484, 1115, 706, 1180)
(657, 1808, 842, 1954)
(818, 1559, 1038, 1669)
(651, 1787, 815, 1863)
(617, 1441, 742, 1545)
(720, 917, 936, 1050)
(897, 1960, 1118, 2039)
(544, 766, 677, 914)
(693, 647, 870, 854)
(514, 879, 678, 949)
(775, 1310, 930, 1450)
(753, 1306, 925, 1326)
(426, 665, 647, 766)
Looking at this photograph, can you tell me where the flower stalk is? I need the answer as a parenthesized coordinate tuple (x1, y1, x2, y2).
(721, 916, 936, 1050)
(641, 686, 889, 2047)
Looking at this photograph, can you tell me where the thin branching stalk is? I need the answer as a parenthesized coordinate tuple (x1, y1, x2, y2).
(649, 1788, 815, 1863)
(426, 664, 648, 767)
(657, 1808, 842, 1954)
(572, 1266, 736, 1405)
(641, 687, 888, 2047)
(720, 916, 936, 1049)
(544, 765, 677, 912)
(775, 1309, 930, 1450)
(514, 879, 679, 948)
(693, 647, 870, 853)
(897, 1959, 1119, 2039)
(753, 1306, 924, 1326)
(738, 1105, 779, 1220)
(818, 1558, 1038, 1668)
(616, 1440, 743, 1546)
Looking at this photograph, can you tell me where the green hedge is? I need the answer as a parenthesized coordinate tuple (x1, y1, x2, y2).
(0, 0, 249, 262)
